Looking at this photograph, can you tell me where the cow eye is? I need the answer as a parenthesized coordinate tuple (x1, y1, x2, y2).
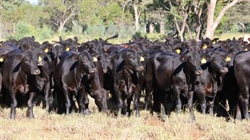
(188, 58, 193, 62)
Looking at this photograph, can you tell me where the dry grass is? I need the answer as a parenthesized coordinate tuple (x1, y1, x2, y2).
(1, 97, 250, 140)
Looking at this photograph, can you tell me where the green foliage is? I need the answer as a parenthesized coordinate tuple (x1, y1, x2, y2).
(0, 0, 249, 41)
(132, 31, 143, 40)
(11, 21, 37, 40)
(37, 25, 54, 41)
(84, 23, 106, 37)
(214, 0, 229, 34)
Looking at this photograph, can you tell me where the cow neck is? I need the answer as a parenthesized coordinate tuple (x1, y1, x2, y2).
(75, 63, 86, 89)
(94, 61, 104, 87)
(19, 69, 28, 90)
(89, 72, 102, 90)
(210, 66, 224, 92)
(206, 63, 219, 95)
(183, 62, 197, 85)
(123, 66, 133, 87)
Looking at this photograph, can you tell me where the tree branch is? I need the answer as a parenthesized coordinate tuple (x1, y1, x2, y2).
(123, 0, 132, 13)
(212, 0, 240, 29)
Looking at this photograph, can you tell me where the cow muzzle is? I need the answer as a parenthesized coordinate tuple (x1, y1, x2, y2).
(220, 67, 228, 73)
(195, 70, 203, 75)
(136, 66, 144, 72)
(89, 68, 96, 74)
(33, 69, 41, 75)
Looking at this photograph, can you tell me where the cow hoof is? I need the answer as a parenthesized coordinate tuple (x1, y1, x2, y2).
(84, 109, 90, 115)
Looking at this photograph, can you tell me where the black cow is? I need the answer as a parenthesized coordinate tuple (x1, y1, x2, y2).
(2, 49, 41, 119)
(145, 48, 202, 120)
(112, 49, 144, 117)
(54, 51, 108, 115)
(194, 47, 229, 115)
(35, 52, 53, 112)
(234, 51, 250, 120)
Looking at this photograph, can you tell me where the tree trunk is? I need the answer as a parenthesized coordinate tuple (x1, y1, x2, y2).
(205, 0, 240, 39)
(160, 21, 165, 34)
(58, 23, 64, 33)
(133, 0, 139, 31)
(149, 22, 154, 34)
(0, 2, 2, 40)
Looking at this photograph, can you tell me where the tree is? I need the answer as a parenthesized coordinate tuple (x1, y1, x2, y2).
(227, 2, 250, 32)
(157, 0, 207, 41)
(123, 0, 152, 32)
(1, 0, 30, 37)
(0, 0, 2, 40)
(204, 0, 250, 39)
(40, 0, 78, 33)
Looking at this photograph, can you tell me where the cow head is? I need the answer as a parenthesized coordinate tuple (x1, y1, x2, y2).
(76, 51, 96, 74)
(180, 50, 203, 75)
(210, 51, 229, 74)
(92, 54, 111, 74)
(122, 50, 144, 72)
(19, 51, 40, 75)
(90, 88, 109, 112)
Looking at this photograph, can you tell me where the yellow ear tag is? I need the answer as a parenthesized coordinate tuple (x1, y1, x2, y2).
(140, 56, 145, 61)
(244, 48, 248, 51)
(66, 47, 70, 51)
(93, 57, 98, 62)
(203, 44, 207, 50)
(176, 49, 181, 54)
(212, 41, 216, 44)
(38, 56, 42, 62)
(201, 58, 206, 64)
(225, 56, 231, 62)
(44, 48, 48, 53)
(0, 57, 3, 62)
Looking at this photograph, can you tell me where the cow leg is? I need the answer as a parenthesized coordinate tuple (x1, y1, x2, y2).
(27, 92, 36, 119)
(152, 90, 161, 115)
(83, 92, 90, 115)
(208, 97, 215, 115)
(196, 92, 206, 114)
(10, 89, 17, 119)
(145, 62, 153, 110)
(134, 87, 141, 117)
(44, 82, 53, 113)
(114, 84, 123, 117)
(77, 88, 85, 115)
(63, 86, 71, 115)
(55, 88, 65, 114)
(239, 93, 249, 120)
(126, 97, 132, 117)
(173, 86, 182, 113)
(187, 91, 195, 121)
(235, 103, 242, 120)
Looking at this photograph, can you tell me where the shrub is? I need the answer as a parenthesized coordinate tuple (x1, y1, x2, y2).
(12, 21, 37, 40)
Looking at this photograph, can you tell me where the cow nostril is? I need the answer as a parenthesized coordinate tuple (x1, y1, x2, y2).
(90, 68, 96, 73)
(196, 70, 203, 75)
(221, 67, 228, 73)
(34, 69, 40, 75)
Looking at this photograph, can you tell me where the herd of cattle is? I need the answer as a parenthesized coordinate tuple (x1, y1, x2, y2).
(0, 34, 249, 120)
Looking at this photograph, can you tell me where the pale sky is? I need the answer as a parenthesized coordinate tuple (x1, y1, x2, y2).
(27, 0, 38, 4)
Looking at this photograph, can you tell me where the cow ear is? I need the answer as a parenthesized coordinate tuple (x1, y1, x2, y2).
(38, 53, 46, 62)
(0, 55, 5, 62)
